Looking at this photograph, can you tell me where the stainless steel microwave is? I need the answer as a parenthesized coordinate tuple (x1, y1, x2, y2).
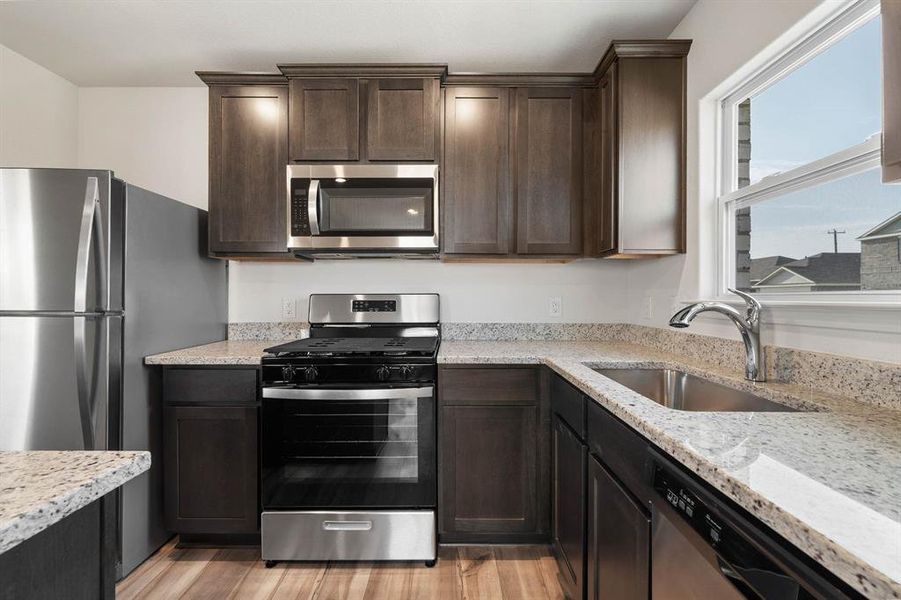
(286, 164, 439, 257)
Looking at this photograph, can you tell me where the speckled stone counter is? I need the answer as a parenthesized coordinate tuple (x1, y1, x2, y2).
(145, 340, 275, 365)
(0, 451, 150, 554)
(440, 340, 901, 599)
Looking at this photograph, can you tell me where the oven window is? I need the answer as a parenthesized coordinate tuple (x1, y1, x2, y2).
(262, 393, 436, 509)
(318, 178, 433, 235)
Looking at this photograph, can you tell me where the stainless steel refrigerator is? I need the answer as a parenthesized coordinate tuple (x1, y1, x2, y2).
(0, 168, 227, 577)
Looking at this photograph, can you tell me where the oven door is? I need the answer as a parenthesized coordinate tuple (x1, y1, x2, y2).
(261, 386, 436, 510)
(286, 164, 439, 252)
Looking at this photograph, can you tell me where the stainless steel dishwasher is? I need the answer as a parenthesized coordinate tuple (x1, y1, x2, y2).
(649, 451, 858, 599)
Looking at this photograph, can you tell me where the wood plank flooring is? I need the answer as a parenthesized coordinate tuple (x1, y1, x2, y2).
(117, 540, 564, 599)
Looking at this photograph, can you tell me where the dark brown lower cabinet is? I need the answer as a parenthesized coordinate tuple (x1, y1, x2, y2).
(0, 496, 116, 600)
(587, 455, 650, 600)
(553, 416, 587, 600)
(438, 366, 549, 543)
(163, 367, 260, 536)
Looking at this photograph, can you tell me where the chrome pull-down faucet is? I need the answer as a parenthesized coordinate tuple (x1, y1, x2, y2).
(668, 289, 765, 382)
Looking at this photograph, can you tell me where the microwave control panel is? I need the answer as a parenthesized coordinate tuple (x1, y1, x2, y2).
(290, 182, 311, 236)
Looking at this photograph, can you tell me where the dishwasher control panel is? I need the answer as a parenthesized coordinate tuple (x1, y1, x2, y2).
(653, 464, 724, 546)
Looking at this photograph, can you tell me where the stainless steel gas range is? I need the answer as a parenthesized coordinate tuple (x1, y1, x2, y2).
(260, 293, 439, 567)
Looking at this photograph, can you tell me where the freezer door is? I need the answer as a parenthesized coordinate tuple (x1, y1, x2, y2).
(0, 168, 122, 312)
(0, 314, 111, 450)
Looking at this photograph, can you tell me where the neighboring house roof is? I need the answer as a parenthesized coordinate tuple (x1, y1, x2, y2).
(755, 252, 861, 287)
(749, 256, 796, 283)
(857, 211, 901, 241)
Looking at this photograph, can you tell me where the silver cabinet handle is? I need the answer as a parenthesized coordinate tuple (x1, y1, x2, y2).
(322, 521, 372, 531)
(308, 179, 320, 235)
(262, 386, 433, 400)
(74, 177, 106, 312)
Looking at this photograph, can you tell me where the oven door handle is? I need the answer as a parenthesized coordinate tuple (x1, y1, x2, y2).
(262, 387, 433, 400)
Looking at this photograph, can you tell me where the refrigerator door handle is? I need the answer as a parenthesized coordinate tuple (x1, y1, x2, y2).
(74, 315, 95, 449)
(74, 177, 107, 313)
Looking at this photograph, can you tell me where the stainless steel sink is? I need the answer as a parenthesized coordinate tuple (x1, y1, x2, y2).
(593, 368, 798, 412)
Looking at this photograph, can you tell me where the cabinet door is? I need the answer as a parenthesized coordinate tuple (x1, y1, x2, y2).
(208, 85, 288, 254)
(515, 87, 583, 255)
(443, 87, 511, 254)
(598, 68, 618, 254)
(553, 416, 586, 600)
(884, 0, 901, 182)
(289, 78, 359, 160)
(366, 78, 439, 161)
(438, 366, 548, 542)
(587, 455, 650, 600)
(164, 405, 258, 534)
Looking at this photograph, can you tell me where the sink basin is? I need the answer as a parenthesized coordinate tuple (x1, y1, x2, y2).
(593, 368, 798, 412)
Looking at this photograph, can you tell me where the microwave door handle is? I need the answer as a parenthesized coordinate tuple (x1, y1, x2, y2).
(308, 179, 320, 235)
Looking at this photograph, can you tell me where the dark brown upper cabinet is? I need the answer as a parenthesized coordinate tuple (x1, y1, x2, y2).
(199, 74, 290, 257)
(288, 78, 360, 161)
(515, 87, 583, 255)
(443, 87, 512, 254)
(585, 41, 691, 257)
(442, 77, 590, 259)
(366, 78, 440, 161)
(883, 1, 901, 183)
(279, 64, 446, 163)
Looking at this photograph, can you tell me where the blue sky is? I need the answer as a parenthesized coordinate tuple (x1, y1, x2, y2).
(746, 16, 901, 259)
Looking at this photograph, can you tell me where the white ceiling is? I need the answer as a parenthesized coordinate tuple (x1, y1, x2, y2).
(0, 1, 696, 87)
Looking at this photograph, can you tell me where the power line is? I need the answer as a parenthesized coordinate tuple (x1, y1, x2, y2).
(826, 228, 846, 253)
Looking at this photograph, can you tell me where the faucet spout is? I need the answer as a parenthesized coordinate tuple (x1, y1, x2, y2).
(668, 289, 765, 382)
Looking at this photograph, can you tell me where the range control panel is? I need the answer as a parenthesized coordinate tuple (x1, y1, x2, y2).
(352, 299, 397, 313)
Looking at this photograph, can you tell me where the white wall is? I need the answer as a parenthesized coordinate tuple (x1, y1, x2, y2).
(77, 87, 208, 209)
(229, 259, 630, 323)
(622, 0, 901, 363)
(0, 44, 78, 167)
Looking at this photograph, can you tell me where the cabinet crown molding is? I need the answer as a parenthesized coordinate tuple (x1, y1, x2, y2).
(443, 73, 596, 88)
(195, 71, 287, 86)
(593, 39, 692, 78)
(277, 63, 448, 79)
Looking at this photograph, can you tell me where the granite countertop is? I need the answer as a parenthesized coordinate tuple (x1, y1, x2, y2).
(143, 337, 901, 597)
(145, 340, 274, 365)
(0, 451, 150, 555)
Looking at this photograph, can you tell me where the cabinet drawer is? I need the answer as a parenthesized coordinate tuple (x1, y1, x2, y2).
(586, 402, 651, 504)
(550, 373, 585, 438)
(163, 367, 258, 405)
(439, 367, 539, 405)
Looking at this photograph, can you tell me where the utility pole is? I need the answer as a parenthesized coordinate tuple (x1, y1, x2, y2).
(826, 228, 846, 253)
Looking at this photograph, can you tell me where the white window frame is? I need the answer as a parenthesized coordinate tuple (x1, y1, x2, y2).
(715, 0, 900, 308)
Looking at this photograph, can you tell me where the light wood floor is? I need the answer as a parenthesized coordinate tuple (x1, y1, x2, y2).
(117, 539, 564, 599)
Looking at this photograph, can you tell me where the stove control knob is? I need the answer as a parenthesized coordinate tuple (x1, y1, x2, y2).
(281, 366, 296, 382)
(303, 366, 319, 382)
(399, 365, 414, 381)
(376, 366, 391, 382)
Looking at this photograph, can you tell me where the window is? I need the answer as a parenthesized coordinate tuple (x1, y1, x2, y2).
(719, 0, 901, 298)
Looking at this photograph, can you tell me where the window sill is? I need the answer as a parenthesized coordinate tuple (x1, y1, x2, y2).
(680, 294, 901, 334)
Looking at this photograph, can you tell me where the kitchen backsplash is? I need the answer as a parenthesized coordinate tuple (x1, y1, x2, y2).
(227, 321, 310, 341)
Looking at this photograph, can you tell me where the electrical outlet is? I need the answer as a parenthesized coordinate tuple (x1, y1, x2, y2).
(282, 297, 297, 321)
(548, 296, 562, 318)
(643, 297, 653, 320)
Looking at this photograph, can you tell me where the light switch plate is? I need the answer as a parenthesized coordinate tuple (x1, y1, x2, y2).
(548, 297, 562, 318)
(282, 297, 297, 321)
